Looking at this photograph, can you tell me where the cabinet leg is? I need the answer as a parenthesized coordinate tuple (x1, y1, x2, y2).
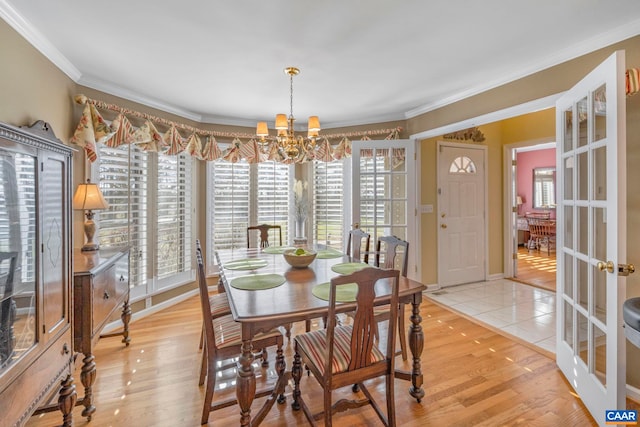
(59, 374, 76, 427)
(121, 299, 131, 346)
(80, 352, 97, 419)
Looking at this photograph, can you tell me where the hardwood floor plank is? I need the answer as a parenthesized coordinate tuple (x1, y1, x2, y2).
(26, 296, 601, 427)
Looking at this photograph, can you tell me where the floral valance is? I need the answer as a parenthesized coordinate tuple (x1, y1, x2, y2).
(70, 94, 401, 164)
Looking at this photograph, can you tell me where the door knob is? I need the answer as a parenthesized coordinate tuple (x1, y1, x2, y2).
(441, 224, 447, 229)
(597, 261, 614, 273)
(618, 263, 635, 276)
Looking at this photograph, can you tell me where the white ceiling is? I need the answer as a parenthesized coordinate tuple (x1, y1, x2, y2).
(3, 0, 640, 129)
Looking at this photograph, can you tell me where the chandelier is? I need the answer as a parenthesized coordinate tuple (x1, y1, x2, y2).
(256, 67, 320, 158)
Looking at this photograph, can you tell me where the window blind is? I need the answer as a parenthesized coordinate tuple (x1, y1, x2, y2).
(313, 160, 344, 249)
(209, 160, 250, 250)
(256, 161, 290, 246)
(208, 160, 291, 250)
(156, 152, 192, 279)
(97, 144, 149, 292)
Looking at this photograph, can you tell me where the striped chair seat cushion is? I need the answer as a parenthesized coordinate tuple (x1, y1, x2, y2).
(295, 325, 385, 375)
(209, 293, 231, 317)
(211, 314, 281, 349)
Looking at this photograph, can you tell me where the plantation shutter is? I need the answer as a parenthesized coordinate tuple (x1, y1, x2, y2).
(98, 144, 149, 294)
(209, 160, 250, 250)
(256, 161, 290, 246)
(313, 160, 344, 249)
(156, 152, 192, 282)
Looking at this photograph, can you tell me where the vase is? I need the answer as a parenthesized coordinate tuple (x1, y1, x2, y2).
(295, 218, 306, 239)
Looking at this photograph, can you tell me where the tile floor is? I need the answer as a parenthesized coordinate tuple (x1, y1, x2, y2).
(425, 279, 556, 353)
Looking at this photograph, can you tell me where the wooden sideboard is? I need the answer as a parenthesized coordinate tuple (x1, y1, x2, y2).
(73, 247, 131, 420)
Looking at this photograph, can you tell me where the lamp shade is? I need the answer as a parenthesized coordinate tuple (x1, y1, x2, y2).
(256, 121, 269, 137)
(307, 116, 320, 132)
(275, 114, 288, 130)
(516, 196, 523, 205)
(73, 181, 108, 211)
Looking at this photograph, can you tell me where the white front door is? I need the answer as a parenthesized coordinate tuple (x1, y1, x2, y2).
(352, 139, 417, 280)
(437, 142, 487, 287)
(555, 51, 629, 425)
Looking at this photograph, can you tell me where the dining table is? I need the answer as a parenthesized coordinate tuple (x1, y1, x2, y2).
(214, 246, 426, 427)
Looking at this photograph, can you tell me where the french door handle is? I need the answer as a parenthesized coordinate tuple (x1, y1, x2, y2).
(597, 261, 614, 274)
(597, 261, 636, 276)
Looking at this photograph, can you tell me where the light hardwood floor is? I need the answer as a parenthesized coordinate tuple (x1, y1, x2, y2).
(515, 246, 556, 292)
(27, 294, 624, 427)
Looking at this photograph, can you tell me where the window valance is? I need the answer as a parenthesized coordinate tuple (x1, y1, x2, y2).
(70, 94, 401, 164)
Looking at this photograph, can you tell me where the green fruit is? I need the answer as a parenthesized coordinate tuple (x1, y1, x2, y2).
(295, 248, 306, 256)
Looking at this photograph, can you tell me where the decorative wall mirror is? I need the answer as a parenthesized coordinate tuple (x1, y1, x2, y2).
(533, 167, 556, 209)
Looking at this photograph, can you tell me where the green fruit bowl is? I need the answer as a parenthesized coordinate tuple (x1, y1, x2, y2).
(283, 248, 317, 268)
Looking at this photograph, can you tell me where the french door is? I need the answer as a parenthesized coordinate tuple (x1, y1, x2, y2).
(352, 140, 417, 280)
(556, 50, 630, 425)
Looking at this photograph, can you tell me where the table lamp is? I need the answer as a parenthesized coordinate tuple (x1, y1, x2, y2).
(73, 179, 109, 251)
(516, 195, 523, 214)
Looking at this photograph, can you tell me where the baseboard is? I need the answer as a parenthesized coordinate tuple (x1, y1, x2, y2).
(101, 288, 199, 334)
(627, 384, 640, 404)
(423, 283, 441, 292)
(487, 273, 505, 281)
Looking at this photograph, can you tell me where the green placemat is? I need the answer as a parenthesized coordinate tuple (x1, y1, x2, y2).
(316, 248, 344, 259)
(224, 258, 268, 270)
(230, 273, 286, 290)
(312, 282, 358, 302)
(331, 262, 368, 275)
(262, 246, 295, 254)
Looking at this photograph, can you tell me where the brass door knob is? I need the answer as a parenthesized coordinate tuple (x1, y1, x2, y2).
(441, 224, 447, 229)
(597, 261, 614, 274)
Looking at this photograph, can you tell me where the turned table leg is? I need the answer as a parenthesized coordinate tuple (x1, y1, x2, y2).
(237, 337, 256, 427)
(409, 297, 425, 403)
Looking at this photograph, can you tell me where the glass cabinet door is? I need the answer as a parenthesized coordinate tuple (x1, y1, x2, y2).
(0, 148, 37, 371)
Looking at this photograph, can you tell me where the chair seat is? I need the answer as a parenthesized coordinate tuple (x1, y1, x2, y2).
(295, 324, 385, 375)
(209, 293, 231, 317)
(624, 298, 640, 332)
(212, 314, 281, 349)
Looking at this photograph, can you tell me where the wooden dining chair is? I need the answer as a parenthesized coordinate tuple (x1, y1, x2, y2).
(526, 217, 556, 255)
(195, 248, 284, 425)
(345, 227, 371, 263)
(372, 235, 409, 360)
(292, 267, 400, 426)
(195, 241, 231, 352)
(247, 224, 282, 248)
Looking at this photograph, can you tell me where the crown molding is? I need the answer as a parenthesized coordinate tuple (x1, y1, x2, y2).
(0, 0, 81, 81)
(410, 93, 562, 140)
(405, 18, 640, 119)
(78, 75, 204, 123)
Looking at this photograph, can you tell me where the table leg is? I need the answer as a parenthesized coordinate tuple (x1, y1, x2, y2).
(291, 348, 302, 411)
(237, 338, 256, 427)
(408, 297, 425, 403)
(80, 352, 96, 419)
(121, 299, 131, 346)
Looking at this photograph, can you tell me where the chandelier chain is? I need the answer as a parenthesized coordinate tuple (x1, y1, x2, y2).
(289, 71, 294, 120)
